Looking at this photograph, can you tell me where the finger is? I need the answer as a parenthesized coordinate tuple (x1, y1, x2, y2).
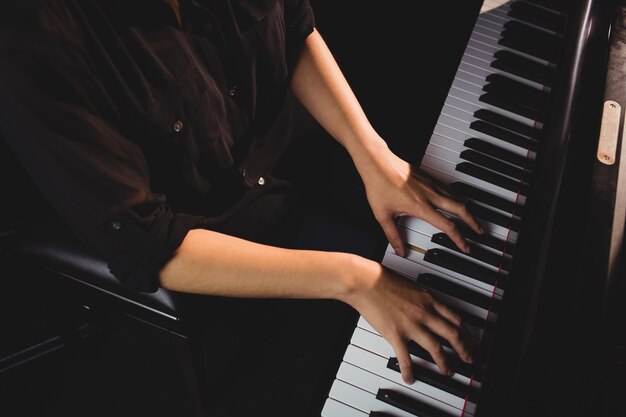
(389, 337, 414, 384)
(430, 194, 483, 235)
(416, 205, 471, 254)
(425, 307, 473, 365)
(412, 326, 452, 376)
(380, 216, 405, 257)
(432, 301, 462, 327)
(432, 302, 475, 363)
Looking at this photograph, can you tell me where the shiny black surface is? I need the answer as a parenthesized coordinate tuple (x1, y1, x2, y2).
(478, 1, 621, 417)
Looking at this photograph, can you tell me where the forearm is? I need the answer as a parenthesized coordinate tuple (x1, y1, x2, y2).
(289, 29, 386, 168)
(159, 228, 377, 300)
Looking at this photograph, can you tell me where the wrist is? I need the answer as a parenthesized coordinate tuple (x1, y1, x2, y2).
(345, 130, 389, 170)
(334, 253, 382, 305)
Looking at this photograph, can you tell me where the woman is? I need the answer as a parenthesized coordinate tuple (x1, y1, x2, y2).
(0, 0, 480, 414)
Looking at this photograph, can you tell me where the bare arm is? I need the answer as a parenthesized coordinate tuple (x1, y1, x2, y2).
(159, 228, 471, 383)
(287, 29, 480, 381)
(160, 228, 356, 299)
(289, 29, 483, 254)
(159, 28, 478, 385)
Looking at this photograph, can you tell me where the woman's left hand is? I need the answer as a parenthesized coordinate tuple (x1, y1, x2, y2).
(354, 138, 483, 257)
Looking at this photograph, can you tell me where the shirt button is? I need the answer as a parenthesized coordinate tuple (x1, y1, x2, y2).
(257, 177, 265, 186)
(172, 120, 184, 133)
(228, 85, 237, 97)
(110, 221, 122, 231)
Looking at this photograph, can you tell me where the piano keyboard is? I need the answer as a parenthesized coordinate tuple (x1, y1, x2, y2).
(322, 1, 568, 416)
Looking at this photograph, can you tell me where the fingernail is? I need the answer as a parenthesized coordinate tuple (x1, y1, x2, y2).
(404, 376, 415, 384)
(463, 244, 471, 254)
(394, 246, 403, 257)
(478, 225, 485, 234)
(446, 369, 455, 377)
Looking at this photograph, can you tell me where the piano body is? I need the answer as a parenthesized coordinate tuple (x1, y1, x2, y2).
(318, 0, 626, 416)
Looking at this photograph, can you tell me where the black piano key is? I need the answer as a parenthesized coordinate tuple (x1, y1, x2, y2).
(468, 201, 521, 232)
(376, 389, 455, 417)
(518, 0, 569, 16)
(369, 413, 395, 417)
(451, 181, 525, 217)
(424, 248, 505, 287)
(481, 84, 545, 118)
(470, 120, 537, 150)
(455, 222, 516, 255)
(417, 270, 501, 309)
(504, 20, 562, 46)
(386, 358, 480, 401)
(456, 308, 488, 330)
(456, 162, 529, 195)
(509, 1, 567, 34)
(464, 138, 534, 171)
(491, 50, 556, 86)
(500, 21, 561, 62)
(499, 33, 557, 63)
(407, 341, 486, 383)
(473, 109, 542, 139)
(429, 234, 511, 273)
(484, 73, 548, 108)
(460, 149, 529, 182)
(479, 93, 544, 128)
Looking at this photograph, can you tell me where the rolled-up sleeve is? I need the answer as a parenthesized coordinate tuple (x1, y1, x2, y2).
(0, 42, 207, 293)
(284, 0, 315, 52)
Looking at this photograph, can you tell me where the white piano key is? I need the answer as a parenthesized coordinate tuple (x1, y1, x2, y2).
(463, 45, 497, 66)
(342, 345, 477, 413)
(335, 362, 473, 416)
(440, 95, 540, 138)
(446, 86, 538, 126)
(474, 18, 504, 38)
(421, 154, 521, 203)
(435, 112, 538, 152)
(467, 37, 501, 58)
(400, 224, 507, 272)
(432, 122, 534, 166)
(478, 11, 510, 26)
(383, 246, 504, 297)
(465, 23, 553, 69)
(429, 129, 533, 161)
(458, 60, 545, 91)
(449, 76, 488, 96)
(399, 216, 516, 262)
(349, 327, 481, 388)
(471, 29, 505, 49)
(426, 142, 528, 184)
(321, 398, 367, 417)
(328, 378, 418, 417)
(440, 102, 540, 136)
(399, 216, 516, 259)
(454, 62, 491, 87)
(435, 114, 538, 156)
(381, 250, 500, 301)
(469, 29, 553, 67)
(399, 212, 513, 258)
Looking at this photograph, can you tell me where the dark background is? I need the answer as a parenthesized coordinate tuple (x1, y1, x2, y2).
(0, 1, 483, 416)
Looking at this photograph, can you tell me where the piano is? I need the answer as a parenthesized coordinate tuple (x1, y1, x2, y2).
(320, 1, 626, 416)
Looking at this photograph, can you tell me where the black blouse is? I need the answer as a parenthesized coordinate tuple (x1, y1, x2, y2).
(0, 0, 315, 292)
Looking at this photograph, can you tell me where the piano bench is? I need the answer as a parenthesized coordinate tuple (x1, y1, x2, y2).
(4, 220, 211, 416)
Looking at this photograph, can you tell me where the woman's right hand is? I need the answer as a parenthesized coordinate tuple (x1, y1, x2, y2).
(342, 256, 475, 384)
